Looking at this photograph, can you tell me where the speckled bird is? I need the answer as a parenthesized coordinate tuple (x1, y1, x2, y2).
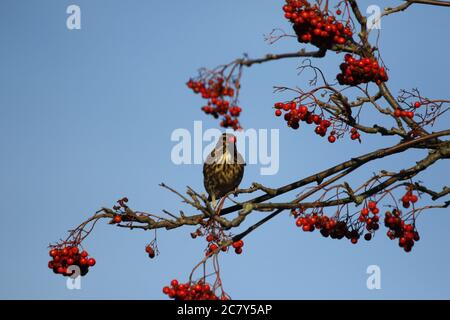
(203, 133, 245, 208)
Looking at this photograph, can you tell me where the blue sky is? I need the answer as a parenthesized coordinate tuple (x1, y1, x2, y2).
(0, 0, 449, 299)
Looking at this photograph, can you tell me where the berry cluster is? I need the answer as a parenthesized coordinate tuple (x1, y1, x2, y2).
(274, 101, 362, 142)
(349, 127, 361, 141)
(358, 201, 380, 240)
(163, 280, 226, 300)
(48, 246, 96, 277)
(283, 0, 353, 49)
(231, 239, 244, 254)
(202, 233, 245, 256)
(337, 54, 388, 86)
(384, 209, 420, 252)
(294, 211, 360, 244)
(187, 78, 242, 130)
(205, 234, 227, 256)
(394, 101, 421, 119)
(401, 190, 418, 209)
(274, 101, 334, 138)
(293, 204, 422, 250)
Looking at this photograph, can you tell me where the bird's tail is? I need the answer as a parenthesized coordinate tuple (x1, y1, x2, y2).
(209, 194, 217, 208)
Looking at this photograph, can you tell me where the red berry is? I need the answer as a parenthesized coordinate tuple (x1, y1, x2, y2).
(321, 120, 331, 128)
(206, 234, 214, 242)
(177, 290, 187, 299)
(414, 101, 421, 108)
(194, 284, 202, 292)
(302, 224, 311, 232)
(232, 240, 243, 248)
(275, 109, 282, 117)
(87, 258, 96, 267)
(299, 105, 308, 114)
(113, 215, 122, 223)
(368, 201, 377, 211)
(145, 245, 152, 253)
(328, 135, 336, 143)
(290, 101, 297, 109)
(312, 115, 321, 125)
(171, 279, 179, 287)
(145, 246, 155, 258)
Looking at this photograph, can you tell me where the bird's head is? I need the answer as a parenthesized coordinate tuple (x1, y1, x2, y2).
(207, 133, 244, 165)
(214, 133, 238, 160)
(217, 133, 237, 150)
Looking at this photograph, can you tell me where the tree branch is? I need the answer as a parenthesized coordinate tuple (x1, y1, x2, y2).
(220, 129, 450, 216)
(406, 0, 450, 7)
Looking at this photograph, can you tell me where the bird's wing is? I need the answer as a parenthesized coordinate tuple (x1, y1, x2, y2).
(237, 152, 246, 166)
(204, 149, 216, 168)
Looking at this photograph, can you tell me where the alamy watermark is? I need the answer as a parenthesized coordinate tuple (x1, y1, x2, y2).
(367, 5, 382, 30)
(66, 4, 81, 30)
(366, 265, 381, 290)
(171, 121, 280, 175)
(66, 265, 82, 290)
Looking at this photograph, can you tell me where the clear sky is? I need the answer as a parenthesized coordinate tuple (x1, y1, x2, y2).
(0, 0, 449, 299)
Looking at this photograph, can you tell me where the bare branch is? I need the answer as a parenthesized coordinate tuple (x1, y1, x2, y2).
(406, 0, 450, 7)
(412, 183, 450, 201)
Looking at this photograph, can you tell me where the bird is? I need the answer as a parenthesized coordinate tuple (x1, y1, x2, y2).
(203, 133, 245, 210)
